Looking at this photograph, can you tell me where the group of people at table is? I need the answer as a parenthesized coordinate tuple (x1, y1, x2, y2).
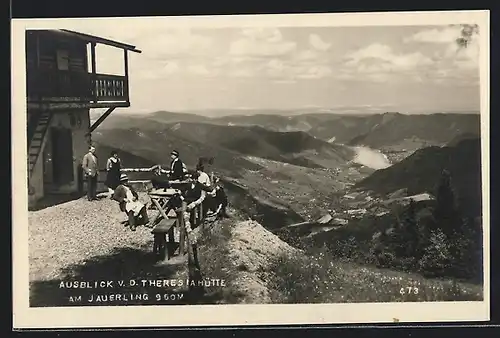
(98, 149, 229, 232)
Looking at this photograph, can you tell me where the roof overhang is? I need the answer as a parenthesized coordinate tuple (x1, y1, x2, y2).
(29, 29, 142, 53)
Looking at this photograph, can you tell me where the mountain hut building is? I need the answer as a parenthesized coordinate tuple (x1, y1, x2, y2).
(26, 29, 141, 208)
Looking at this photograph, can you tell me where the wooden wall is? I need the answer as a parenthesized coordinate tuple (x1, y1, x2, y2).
(26, 31, 88, 73)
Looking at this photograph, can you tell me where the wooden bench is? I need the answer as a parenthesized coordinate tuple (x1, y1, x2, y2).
(151, 218, 177, 261)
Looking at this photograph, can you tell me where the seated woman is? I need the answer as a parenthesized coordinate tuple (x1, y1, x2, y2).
(113, 173, 149, 231)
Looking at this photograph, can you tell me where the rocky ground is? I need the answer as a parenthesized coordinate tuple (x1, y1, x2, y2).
(28, 190, 302, 306)
(28, 192, 190, 307)
(225, 220, 301, 303)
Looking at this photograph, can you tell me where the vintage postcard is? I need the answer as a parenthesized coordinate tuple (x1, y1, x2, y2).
(12, 10, 490, 329)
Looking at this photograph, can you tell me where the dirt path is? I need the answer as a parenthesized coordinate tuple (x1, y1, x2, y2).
(28, 192, 303, 306)
(28, 193, 190, 307)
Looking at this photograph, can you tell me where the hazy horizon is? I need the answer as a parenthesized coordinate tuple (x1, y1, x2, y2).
(92, 106, 481, 120)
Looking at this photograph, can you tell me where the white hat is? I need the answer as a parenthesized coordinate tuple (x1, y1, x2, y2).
(120, 173, 129, 182)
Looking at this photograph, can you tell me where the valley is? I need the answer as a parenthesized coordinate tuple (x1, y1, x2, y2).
(93, 109, 483, 284)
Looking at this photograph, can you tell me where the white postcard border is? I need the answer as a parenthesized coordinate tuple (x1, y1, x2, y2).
(12, 10, 490, 328)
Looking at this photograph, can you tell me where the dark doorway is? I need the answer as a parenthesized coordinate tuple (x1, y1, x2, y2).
(51, 128, 74, 185)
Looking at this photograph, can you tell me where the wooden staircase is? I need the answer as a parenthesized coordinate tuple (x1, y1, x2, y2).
(28, 110, 52, 179)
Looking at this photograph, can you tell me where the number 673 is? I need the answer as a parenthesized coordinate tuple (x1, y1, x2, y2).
(400, 286, 419, 295)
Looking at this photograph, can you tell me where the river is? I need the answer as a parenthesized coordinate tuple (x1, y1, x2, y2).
(351, 146, 392, 170)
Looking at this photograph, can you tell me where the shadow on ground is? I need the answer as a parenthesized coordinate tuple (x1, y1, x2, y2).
(30, 244, 223, 307)
(28, 193, 90, 212)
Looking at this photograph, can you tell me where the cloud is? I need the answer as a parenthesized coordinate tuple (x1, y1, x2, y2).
(344, 43, 434, 73)
(442, 39, 479, 70)
(138, 61, 180, 79)
(404, 26, 480, 73)
(229, 68, 255, 78)
(338, 42, 480, 84)
(298, 65, 333, 79)
(404, 26, 463, 44)
(187, 64, 219, 77)
(309, 34, 331, 51)
(229, 28, 297, 57)
(263, 58, 333, 80)
(273, 79, 297, 84)
(85, 26, 217, 80)
(295, 49, 322, 61)
(139, 29, 213, 59)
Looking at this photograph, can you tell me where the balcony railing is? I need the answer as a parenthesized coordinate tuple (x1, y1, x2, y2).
(27, 69, 129, 103)
(92, 74, 127, 101)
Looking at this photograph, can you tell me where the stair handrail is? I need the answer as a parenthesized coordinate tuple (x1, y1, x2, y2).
(27, 111, 43, 148)
(28, 111, 53, 178)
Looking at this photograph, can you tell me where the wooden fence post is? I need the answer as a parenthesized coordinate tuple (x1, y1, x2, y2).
(198, 203, 203, 228)
(179, 201, 204, 299)
(178, 205, 185, 255)
(168, 225, 175, 257)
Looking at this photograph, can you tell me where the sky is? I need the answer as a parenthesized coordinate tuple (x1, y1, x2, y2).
(53, 19, 481, 114)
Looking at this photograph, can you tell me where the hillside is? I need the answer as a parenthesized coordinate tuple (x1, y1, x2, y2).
(354, 138, 482, 218)
(347, 113, 481, 149)
(93, 128, 262, 178)
(93, 122, 364, 225)
(98, 111, 211, 130)
(211, 111, 480, 152)
(100, 111, 481, 154)
(213, 113, 316, 132)
(96, 117, 355, 170)
(163, 122, 354, 169)
(28, 194, 483, 306)
(93, 141, 156, 169)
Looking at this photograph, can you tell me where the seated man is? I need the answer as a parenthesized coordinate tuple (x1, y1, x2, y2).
(113, 174, 149, 231)
(213, 177, 229, 218)
(195, 163, 216, 218)
(182, 172, 207, 235)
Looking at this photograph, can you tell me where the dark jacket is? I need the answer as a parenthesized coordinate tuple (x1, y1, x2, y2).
(170, 158, 185, 181)
(183, 181, 204, 205)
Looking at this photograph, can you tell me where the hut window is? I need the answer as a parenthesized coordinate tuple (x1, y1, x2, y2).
(56, 49, 69, 70)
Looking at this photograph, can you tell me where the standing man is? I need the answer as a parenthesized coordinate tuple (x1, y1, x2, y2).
(82, 145, 99, 201)
(169, 150, 186, 181)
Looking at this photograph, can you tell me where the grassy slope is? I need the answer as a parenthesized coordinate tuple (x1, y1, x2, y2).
(197, 214, 483, 304)
(266, 247, 483, 303)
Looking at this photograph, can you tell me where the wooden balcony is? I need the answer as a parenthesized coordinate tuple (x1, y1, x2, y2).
(92, 73, 127, 102)
(27, 69, 130, 109)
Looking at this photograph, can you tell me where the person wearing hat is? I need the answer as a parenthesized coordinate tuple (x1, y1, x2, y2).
(169, 150, 186, 181)
(181, 171, 207, 236)
(112, 173, 149, 231)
